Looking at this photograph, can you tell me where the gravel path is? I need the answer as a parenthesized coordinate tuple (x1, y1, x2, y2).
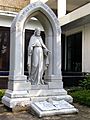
(0, 103, 90, 120)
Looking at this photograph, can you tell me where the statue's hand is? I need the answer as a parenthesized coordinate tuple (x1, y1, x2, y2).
(43, 48, 48, 56)
(44, 48, 51, 56)
(28, 47, 33, 56)
(27, 64, 30, 70)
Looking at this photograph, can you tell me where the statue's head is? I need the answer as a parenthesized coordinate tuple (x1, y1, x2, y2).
(34, 27, 41, 36)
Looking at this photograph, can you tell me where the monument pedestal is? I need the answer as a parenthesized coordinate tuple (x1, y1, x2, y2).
(2, 76, 73, 109)
(27, 75, 73, 103)
(2, 78, 31, 108)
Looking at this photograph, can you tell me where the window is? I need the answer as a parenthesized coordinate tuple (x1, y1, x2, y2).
(66, 32, 82, 72)
(0, 27, 10, 73)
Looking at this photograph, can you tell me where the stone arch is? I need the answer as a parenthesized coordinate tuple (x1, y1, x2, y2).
(9, 1, 61, 81)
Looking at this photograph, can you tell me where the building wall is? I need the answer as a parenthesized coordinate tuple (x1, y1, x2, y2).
(0, 16, 13, 27)
(84, 23, 90, 72)
(0, 0, 30, 12)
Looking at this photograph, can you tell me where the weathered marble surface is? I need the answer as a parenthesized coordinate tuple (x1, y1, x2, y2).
(34, 100, 75, 111)
(30, 100, 78, 117)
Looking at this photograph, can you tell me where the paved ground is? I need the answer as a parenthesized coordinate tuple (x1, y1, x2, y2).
(0, 103, 90, 120)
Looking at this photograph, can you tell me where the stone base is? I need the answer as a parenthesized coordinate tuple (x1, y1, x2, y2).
(2, 90, 31, 108)
(30, 100, 78, 117)
(2, 88, 73, 109)
(28, 88, 73, 103)
(2, 75, 73, 110)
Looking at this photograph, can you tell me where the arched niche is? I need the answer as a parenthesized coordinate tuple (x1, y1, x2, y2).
(9, 1, 61, 81)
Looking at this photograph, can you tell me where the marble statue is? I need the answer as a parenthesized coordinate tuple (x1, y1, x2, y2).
(27, 28, 50, 85)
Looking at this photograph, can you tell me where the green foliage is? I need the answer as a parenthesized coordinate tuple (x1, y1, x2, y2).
(69, 90, 90, 106)
(0, 89, 5, 102)
(79, 73, 90, 90)
(67, 86, 82, 93)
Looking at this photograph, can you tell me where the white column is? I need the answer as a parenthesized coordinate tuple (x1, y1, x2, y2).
(58, 0, 66, 18)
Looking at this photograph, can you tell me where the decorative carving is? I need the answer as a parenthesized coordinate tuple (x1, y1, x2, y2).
(11, 1, 61, 34)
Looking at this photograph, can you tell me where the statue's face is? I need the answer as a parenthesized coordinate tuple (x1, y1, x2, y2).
(36, 30, 40, 36)
(35, 28, 41, 36)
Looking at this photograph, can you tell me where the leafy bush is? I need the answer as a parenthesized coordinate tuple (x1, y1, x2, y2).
(70, 89, 90, 106)
(0, 89, 5, 102)
(67, 86, 82, 93)
(79, 73, 90, 90)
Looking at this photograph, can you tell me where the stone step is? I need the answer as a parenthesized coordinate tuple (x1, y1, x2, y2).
(5, 89, 67, 98)
(30, 94, 73, 103)
(28, 89, 67, 97)
(31, 85, 48, 90)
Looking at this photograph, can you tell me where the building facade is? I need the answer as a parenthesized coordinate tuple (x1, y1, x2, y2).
(0, 0, 90, 88)
(60, 0, 90, 86)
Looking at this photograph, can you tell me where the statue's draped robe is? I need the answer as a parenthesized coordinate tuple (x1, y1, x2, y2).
(28, 35, 49, 85)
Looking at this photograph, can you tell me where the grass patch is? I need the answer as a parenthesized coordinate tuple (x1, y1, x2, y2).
(69, 89, 90, 107)
(0, 89, 5, 102)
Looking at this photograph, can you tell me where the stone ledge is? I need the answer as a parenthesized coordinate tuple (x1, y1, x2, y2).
(4, 89, 67, 98)
(31, 85, 48, 90)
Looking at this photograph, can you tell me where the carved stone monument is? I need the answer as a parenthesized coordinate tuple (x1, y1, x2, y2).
(2, 1, 78, 116)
